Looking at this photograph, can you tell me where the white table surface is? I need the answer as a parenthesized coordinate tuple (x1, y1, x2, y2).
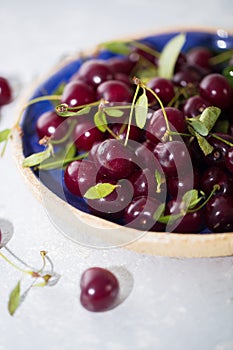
(0, 1, 233, 349)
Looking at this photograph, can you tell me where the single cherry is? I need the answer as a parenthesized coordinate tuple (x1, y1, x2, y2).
(0, 77, 12, 106)
(80, 267, 119, 312)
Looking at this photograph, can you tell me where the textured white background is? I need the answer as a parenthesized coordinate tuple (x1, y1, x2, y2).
(0, 1, 233, 349)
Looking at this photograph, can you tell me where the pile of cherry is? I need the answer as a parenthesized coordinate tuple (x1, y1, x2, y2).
(35, 39, 233, 234)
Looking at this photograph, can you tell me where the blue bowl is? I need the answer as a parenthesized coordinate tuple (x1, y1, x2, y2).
(20, 28, 233, 239)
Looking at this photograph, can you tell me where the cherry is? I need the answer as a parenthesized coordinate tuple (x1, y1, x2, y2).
(167, 170, 200, 199)
(61, 80, 96, 108)
(205, 195, 233, 232)
(165, 199, 204, 233)
(182, 95, 211, 117)
(0, 77, 12, 106)
(134, 141, 158, 170)
(96, 80, 133, 103)
(128, 168, 165, 200)
(72, 119, 104, 151)
(64, 160, 97, 197)
(94, 139, 136, 180)
(76, 59, 113, 87)
(36, 110, 68, 140)
(199, 73, 233, 109)
(201, 166, 233, 195)
(107, 55, 136, 75)
(80, 267, 119, 312)
(146, 107, 186, 144)
(147, 77, 175, 105)
(124, 196, 164, 231)
(173, 65, 204, 87)
(153, 141, 191, 177)
(186, 47, 213, 70)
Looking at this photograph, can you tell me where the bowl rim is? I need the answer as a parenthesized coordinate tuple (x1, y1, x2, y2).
(11, 27, 233, 258)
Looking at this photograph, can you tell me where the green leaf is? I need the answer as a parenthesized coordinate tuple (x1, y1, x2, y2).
(94, 110, 108, 132)
(182, 189, 202, 210)
(155, 170, 163, 193)
(199, 106, 221, 132)
(37, 142, 76, 170)
(23, 144, 53, 167)
(195, 132, 214, 156)
(8, 281, 21, 316)
(135, 65, 158, 82)
(84, 183, 118, 199)
(135, 89, 148, 129)
(0, 129, 11, 143)
(100, 41, 131, 55)
(158, 33, 186, 79)
(187, 119, 209, 136)
(158, 213, 182, 225)
(104, 108, 124, 117)
(153, 203, 165, 221)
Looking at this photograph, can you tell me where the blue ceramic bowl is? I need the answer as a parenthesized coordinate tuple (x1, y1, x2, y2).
(18, 29, 233, 257)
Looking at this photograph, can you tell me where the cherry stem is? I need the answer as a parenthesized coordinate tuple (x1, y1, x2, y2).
(209, 49, 233, 66)
(0, 251, 34, 276)
(210, 133, 233, 147)
(142, 83, 172, 141)
(15, 95, 62, 128)
(124, 84, 140, 146)
(50, 120, 77, 145)
(187, 184, 220, 213)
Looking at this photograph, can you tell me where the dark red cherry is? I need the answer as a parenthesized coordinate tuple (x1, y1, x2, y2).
(199, 73, 233, 109)
(95, 139, 136, 180)
(0, 77, 12, 106)
(182, 95, 211, 117)
(110, 123, 145, 143)
(72, 119, 104, 151)
(80, 267, 119, 312)
(205, 195, 233, 232)
(124, 196, 164, 231)
(96, 80, 133, 103)
(146, 107, 186, 144)
(167, 170, 200, 199)
(165, 199, 204, 233)
(107, 56, 136, 75)
(77, 59, 113, 87)
(64, 160, 97, 197)
(36, 110, 68, 140)
(186, 47, 213, 70)
(61, 80, 96, 108)
(153, 141, 191, 177)
(147, 77, 175, 105)
(201, 166, 233, 195)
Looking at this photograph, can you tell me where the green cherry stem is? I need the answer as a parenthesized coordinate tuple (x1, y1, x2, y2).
(187, 184, 220, 213)
(209, 49, 233, 66)
(211, 133, 233, 147)
(0, 251, 35, 277)
(142, 83, 172, 141)
(124, 84, 140, 146)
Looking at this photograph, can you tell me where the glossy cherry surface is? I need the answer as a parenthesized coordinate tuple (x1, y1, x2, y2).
(80, 267, 119, 312)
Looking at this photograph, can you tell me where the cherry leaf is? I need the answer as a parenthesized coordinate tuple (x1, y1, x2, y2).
(153, 203, 165, 222)
(158, 33, 186, 79)
(94, 110, 108, 132)
(199, 106, 221, 132)
(23, 144, 53, 167)
(8, 281, 21, 316)
(135, 89, 148, 129)
(104, 108, 124, 117)
(0, 129, 11, 143)
(37, 142, 77, 170)
(187, 119, 209, 136)
(195, 132, 214, 156)
(84, 183, 118, 199)
(182, 189, 202, 210)
(100, 41, 131, 55)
